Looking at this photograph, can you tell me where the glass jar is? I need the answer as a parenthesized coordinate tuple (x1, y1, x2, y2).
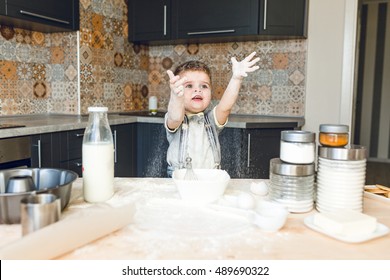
(82, 107, 114, 203)
(280, 130, 316, 164)
(268, 158, 315, 213)
(319, 124, 349, 147)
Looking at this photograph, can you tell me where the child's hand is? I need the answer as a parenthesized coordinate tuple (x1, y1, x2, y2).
(167, 70, 187, 97)
(231, 51, 260, 79)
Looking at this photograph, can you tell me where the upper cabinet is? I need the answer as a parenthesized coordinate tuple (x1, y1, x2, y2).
(128, 0, 307, 44)
(0, 0, 79, 32)
(259, 0, 307, 37)
(128, 0, 171, 42)
(173, 0, 259, 43)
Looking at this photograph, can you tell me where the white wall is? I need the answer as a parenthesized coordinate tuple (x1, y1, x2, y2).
(304, 0, 358, 141)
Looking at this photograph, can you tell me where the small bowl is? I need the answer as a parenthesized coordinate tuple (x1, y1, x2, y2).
(253, 200, 289, 232)
(173, 169, 230, 204)
(6, 175, 36, 193)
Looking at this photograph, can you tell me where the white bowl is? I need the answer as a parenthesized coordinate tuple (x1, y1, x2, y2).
(253, 200, 289, 232)
(172, 169, 230, 204)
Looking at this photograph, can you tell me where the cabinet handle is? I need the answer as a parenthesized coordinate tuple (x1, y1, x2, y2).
(263, 0, 268, 30)
(75, 162, 82, 167)
(187, 29, 235, 36)
(19, 10, 70, 25)
(163, 5, 167, 36)
(113, 130, 117, 163)
(75, 133, 84, 137)
(33, 140, 42, 168)
(247, 133, 251, 168)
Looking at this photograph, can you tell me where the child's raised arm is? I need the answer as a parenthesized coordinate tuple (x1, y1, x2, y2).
(166, 70, 187, 130)
(216, 52, 260, 125)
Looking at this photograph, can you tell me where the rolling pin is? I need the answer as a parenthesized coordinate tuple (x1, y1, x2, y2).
(0, 203, 135, 260)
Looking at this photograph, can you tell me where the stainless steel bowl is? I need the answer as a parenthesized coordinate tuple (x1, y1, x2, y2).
(0, 168, 78, 224)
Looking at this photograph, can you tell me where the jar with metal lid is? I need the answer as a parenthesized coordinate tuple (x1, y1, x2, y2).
(268, 158, 315, 213)
(319, 124, 349, 147)
(280, 131, 316, 164)
(316, 145, 367, 213)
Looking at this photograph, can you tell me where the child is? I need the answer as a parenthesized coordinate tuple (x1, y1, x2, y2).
(165, 52, 259, 177)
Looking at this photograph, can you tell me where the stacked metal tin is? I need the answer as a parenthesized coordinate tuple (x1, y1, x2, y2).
(268, 131, 316, 213)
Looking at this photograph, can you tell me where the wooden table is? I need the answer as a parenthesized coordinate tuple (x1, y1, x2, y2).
(0, 178, 389, 260)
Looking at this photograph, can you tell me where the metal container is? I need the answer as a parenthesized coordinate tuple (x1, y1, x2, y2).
(0, 168, 78, 224)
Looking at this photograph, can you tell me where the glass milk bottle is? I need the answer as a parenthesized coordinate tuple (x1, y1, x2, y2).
(82, 107, 114, 202)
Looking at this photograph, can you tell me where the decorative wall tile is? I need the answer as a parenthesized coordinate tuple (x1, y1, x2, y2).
(0, 0, 307, 117)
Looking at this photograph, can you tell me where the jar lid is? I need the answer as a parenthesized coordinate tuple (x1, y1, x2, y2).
(319, 124, 349, 133)
(281, 130, 315, 143)
(88, 107, 108, 112)
(318, 145, 366, 160)
(270, 158, 315, 176)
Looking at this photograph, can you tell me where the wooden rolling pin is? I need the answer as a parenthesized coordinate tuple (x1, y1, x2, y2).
(0, 203, 135, 259)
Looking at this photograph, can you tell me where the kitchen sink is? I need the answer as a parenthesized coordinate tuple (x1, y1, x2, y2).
(119, 111, 166, 118)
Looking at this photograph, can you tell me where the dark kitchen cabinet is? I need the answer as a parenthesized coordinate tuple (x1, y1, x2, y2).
(31, 124, 137, 178)
(128, 0, 307, 44)
(220, 127, 294, 179)
(128, 0, 171, 42)
(173, 0, 259, 42)
(0, 0, 79, 32)
(31, 132, 61, 169)
(136, 123, 169, 177)
(112, 124, 137, 177)
(259, 0, 307, 37)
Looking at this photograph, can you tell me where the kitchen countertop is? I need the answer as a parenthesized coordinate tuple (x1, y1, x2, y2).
(0, 113, 304, 138)
(0, 177, 389, 260)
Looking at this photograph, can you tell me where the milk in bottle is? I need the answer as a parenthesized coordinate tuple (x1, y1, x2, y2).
(82, 107, 114, 202)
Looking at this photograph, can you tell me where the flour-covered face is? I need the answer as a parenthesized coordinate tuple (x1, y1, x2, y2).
(179, 70, 212, 114)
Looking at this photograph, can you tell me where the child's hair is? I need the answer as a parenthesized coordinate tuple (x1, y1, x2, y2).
(174, 60, 212, 82)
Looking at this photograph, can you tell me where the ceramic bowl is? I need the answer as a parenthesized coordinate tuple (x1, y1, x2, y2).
(173, 169, 230, 204)
(253, 200, 289, 231)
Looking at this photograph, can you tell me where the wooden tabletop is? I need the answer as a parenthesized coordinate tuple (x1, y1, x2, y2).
(1, 178, 389, 260)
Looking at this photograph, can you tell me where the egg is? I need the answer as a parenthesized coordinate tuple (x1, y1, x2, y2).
(250, 181, 268, 196)
(237, 192, 256, 210)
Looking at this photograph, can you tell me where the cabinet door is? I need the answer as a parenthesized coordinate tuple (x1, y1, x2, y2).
(128, 0, 171, 42)
(244, 128, 283, 179)
(2, 0, 79, 32)
(173, 0, 259, 40)
(31, 133, 61, 168)
(219, 128, 246, 178)
(112, 124, 137, 177)
(259, 0, 307, 37)
(136, 123, 169, 177)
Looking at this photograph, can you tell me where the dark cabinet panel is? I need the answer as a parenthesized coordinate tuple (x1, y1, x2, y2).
(173, 0, 259, 41)
(259, 0, 307, 37)
(0, 0, 79, 32)
(112, 124, 137, 177)
(220, 127, 294, 179)
(128, 0, 171, 42)
(136, 123, 169, 177)
(31, 132, 61, 169)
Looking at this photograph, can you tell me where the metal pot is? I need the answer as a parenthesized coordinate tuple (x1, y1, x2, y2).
(0, 168, 78, 224)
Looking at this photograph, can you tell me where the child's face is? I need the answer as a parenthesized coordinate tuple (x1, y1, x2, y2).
(180, 70, 211, 114)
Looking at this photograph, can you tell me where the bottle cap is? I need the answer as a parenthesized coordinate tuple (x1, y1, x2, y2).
(88, 107, 108, 112)
(319, 124, 349, 133)
(281, 130, 315, 143)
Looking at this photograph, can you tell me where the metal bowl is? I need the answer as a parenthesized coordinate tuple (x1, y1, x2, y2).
(0, 168, 78, 224)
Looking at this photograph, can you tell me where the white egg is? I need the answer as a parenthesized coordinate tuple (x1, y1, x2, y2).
(250, 181, 269, 196)
(237, 192, 256, 210)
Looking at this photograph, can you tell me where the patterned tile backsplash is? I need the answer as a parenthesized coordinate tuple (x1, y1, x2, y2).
(0, 0, 307, 117)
